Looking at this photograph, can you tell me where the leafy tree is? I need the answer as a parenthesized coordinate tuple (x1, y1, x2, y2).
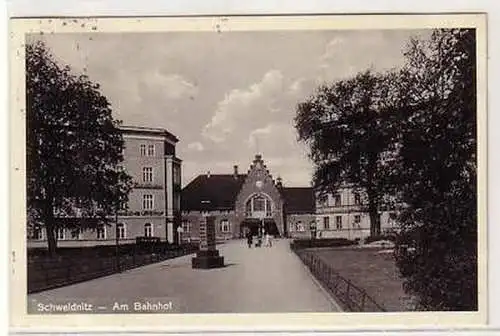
(26, 40, 133, 256)
(294, 70, 402, 236)
(393, 29, 477, 310)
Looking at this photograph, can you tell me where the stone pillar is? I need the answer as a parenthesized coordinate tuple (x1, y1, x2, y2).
(192, 216, 224, 269)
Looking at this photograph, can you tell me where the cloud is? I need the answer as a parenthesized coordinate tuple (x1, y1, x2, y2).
(156, 74, 198, 100)
(187, 142, 204, 152)
(247, 123, 296, 151)
(202, 70, 284, 143)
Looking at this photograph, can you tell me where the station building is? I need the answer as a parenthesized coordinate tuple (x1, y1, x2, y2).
(180, 154, 398, 242)
(27, 125, 182, 247)
(180, 154, 315, 241)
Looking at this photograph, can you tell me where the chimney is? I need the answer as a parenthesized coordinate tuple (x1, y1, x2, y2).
(233, 165, 238, 178)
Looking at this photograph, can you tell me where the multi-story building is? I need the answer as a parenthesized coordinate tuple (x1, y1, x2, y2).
(315, 187, 399, 240)
(27, 125, 182, 247)
(180, 154, 315, 241)
(180, 154, 399, 242)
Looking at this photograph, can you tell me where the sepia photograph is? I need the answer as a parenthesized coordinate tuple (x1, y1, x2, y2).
(9, 14, 487, 330)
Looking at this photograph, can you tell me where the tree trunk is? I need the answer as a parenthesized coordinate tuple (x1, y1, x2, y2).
(368, 201, 381, 237)
(366, 153, 381, 237)
(367, 187, 381, 237)
(43, 198, 58, 257)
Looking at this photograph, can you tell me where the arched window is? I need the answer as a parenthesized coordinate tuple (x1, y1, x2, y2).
(245, 193, 273, 218)
(144, 223, 153, 237)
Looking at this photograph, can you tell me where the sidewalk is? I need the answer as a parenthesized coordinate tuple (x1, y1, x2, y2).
(29, 239, 341, 313)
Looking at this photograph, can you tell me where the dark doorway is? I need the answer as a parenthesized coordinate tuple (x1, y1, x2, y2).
(240, 218, 279, 237)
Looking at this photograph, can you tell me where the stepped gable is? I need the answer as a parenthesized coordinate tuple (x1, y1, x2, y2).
(280, 187, 315, 214)
(181, 174, 247, 211)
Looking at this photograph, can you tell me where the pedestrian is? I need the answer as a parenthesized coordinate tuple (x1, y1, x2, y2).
(246, 231, 253, 248)
(266, 233, 273, 247)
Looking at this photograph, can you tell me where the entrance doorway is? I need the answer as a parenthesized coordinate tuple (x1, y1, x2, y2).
(240, 219, 279, 237)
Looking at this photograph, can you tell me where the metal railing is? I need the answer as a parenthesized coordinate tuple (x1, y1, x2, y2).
(28, 245, 198, 294)
(292, 247, 386, 312)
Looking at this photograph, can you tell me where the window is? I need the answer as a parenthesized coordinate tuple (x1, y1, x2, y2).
(117, 223, 126, 239)
(334, 194, 341, 207)
(174, 194, 181, 211)
(182, 220, 190, 233)
(33, 227, 44, 240)
(144, 223, 153, 237)
(245, 194, 273, 218)
(318, 195, 328, 206)
(97, 225, 106, 239)
(336, 216, 342, 230)
(295, 221, 305, 232)
(56, 228, 65, 240)
(119, 201, 128, 210)
(323, 217, 330, 230)
(143, 194, 154, 210)
(140, 144, 147, 156)
(354, 215, 361, 228)
(173, 165, 181, 184)
(253, 196, 265, 211)
(71, 228, 82, 240)
(354, 193, 361, 205)
(220, 220, 230, 233)
(143, 167, 153, 183)
(147, 144, 155, 156)
(265, 198, 272, 217)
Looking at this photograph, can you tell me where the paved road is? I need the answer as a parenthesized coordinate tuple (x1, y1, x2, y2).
(29, 239, 341, 313)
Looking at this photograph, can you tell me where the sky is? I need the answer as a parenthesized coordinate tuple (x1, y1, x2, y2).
(30, 29, 431, 187)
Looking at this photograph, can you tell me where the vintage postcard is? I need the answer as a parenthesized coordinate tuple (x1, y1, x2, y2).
(9, 14, 487, 332)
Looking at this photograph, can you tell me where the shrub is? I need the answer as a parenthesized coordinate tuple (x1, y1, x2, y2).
(365, 234, 397, 244)
(290, 238, 356, 250)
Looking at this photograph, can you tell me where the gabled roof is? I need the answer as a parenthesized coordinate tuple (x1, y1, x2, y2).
(181, 174, 247, 211)
(181, 173, 316, 214)
(281, 187, 315, 214)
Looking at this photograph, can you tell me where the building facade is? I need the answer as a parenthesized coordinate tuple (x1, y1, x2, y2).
(27, 125, 182, 248)
(180, 154, 316, 242)
(180, 154, 399, 242)
(315, 187, 398, 240)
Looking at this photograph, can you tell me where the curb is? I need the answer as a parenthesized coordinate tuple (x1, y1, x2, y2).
(293, 251, 344, 312)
